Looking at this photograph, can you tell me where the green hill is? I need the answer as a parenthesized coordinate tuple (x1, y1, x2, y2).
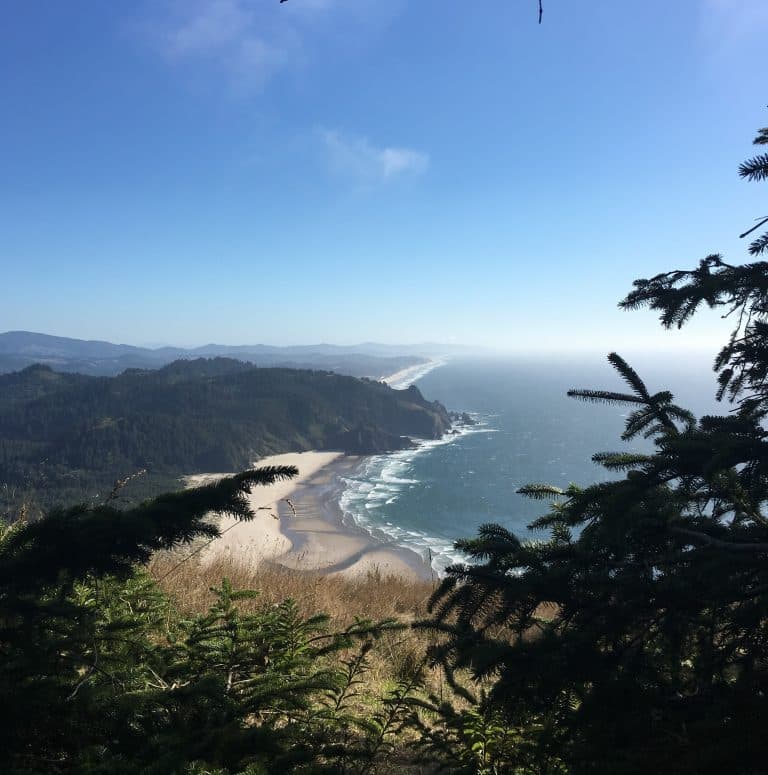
(0, 358, 450, 516)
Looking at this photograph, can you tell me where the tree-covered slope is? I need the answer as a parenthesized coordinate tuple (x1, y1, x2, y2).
(0, 358, 450, 514)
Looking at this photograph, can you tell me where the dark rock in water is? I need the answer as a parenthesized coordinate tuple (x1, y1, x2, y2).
(449, 411, 476, 426)
(325, 424, 415, 455)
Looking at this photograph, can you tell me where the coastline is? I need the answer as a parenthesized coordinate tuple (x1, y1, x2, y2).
(195, 359, 448, 581)
(187, 452, 340, 568)
(197, 451, 431, 581)
(381, 358, 444, 389)
(271, 456, 432, 580)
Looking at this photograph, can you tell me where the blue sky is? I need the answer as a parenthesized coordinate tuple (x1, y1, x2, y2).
(2, 0, 766, 353)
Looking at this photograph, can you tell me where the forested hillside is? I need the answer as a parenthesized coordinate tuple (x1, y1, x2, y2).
(0, 358, 450, 516)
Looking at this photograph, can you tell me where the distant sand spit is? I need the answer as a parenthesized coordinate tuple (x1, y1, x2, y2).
(381, 359, 443, 390)
(187, 451, 430, 581)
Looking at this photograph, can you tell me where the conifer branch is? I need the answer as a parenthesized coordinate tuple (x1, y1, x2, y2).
(670, 526, 768, 552)
(567, 389, 646, 405)
(607, 352, 650, 399)
(739, 154, 768, 182)
(516, 484, 566, 500)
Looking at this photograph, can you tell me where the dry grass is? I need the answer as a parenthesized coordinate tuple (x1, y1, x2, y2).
(148, 552, 443, 688)
(149, 552, 436, 623)
(143, 553, 458, 772)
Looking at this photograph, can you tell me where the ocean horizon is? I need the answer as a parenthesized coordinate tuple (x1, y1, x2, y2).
(339, 354, 724, 573)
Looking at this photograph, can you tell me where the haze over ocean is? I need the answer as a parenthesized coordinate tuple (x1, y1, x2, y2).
(340, 355, 724, 573)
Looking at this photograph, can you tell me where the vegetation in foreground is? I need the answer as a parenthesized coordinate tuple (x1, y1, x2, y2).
(426, 122, 768, 773)
(1, 124, 767, 773)
(1, 472, 560, 775)
(0, 472, 491, 774)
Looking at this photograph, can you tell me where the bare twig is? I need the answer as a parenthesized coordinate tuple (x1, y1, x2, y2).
(66, 639, 99, 701)
(155, 496, 290, 580)
(739, 215, 768, 239)
(154, 518, 243, 582)
(106, 469, 147, 503)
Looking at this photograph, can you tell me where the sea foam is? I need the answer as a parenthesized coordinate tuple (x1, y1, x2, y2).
(338, 416, 495, 575)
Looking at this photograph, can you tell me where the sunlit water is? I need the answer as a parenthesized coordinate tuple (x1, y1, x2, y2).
(340, 355, 724, 574)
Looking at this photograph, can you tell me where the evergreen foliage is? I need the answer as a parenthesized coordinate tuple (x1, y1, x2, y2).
(424, 123, 768, 773)
(621, 126, 768, 405)
(0, 467, 423, 774)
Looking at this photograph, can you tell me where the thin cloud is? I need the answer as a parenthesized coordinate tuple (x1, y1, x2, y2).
(147, 0, 322, 92)
(143, 0, 396, 93)
(320, 129, 429, 183)
(167, 0, 251, 55)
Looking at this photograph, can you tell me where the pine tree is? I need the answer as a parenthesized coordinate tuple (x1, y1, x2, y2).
(424, 123, 768, 774)
(0, 462, 414, 773)
(0, 467, 298, 773)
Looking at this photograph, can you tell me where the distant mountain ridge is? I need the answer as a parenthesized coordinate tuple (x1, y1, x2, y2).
(0, 331, 471, 378)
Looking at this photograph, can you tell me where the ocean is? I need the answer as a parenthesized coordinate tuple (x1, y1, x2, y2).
(339, 354, 724, 574)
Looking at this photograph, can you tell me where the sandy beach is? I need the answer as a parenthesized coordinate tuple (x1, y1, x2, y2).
(381, 358, 442, 389)
(193, 451, 431, 581)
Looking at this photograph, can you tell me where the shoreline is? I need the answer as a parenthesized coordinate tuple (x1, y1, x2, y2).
(195, 359, 448, 581)
(197, 451, 432, 581)
(272, 456, 432, 580)
(187, 452, 342, 570)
